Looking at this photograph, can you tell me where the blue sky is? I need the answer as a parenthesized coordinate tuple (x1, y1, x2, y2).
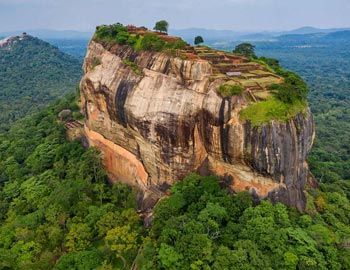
(0, 0, 350, 32)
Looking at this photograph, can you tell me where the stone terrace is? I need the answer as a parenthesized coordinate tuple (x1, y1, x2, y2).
(125, 26, 283, 100)
(192, 46, 283, 99)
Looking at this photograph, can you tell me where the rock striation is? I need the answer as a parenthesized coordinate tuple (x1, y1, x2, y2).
(80, 29, 315, 211)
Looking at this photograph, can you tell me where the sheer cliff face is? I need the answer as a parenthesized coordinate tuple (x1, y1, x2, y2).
(80, 40, 315, 210)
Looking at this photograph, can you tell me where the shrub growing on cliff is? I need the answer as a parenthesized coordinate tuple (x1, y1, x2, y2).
(94, 23, 136, 46)
(270, 82, 305, 104)
(139, 33, 187, 53)
(122, 59, 142, 75)
(259, 57, 281, 71)
(167, 39, 187, 50)
(219, 84, 244, 97)
(94, 23, 187, 56)
(95, 23, 126, 40)
(140, 33, 166, 51)
(272, 71, 309, 103)
(258, 57, 309, 104)
(91, 57, 101, 69)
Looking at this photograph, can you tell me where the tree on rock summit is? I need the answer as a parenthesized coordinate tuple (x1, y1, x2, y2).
(194, 36, 204, 45)
(233, 43, 256, 59)
(154, 20, 169, 33)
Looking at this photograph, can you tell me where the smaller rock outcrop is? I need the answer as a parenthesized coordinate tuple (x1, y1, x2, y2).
(0, 33, 29, 50)
(58, 109, 72, 121)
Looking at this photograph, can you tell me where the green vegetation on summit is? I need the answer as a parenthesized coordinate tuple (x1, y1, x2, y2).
(93, 23, 187, 53)
(0, 35, 81, 131)
(93, 23, 309, 127)
(240, 97, 306, 126)
(218, 84, 244, 97)
(93, 23, 309, 126)
(230, 44, 309, 126)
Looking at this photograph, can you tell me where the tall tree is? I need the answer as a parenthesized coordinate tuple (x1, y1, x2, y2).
(233, 43, 256, 58)
(153, 20, 169, 33)
(194, 36, 204, 45)
(65, 223, 92, 252)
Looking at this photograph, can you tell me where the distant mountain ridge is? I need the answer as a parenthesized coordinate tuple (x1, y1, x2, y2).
(2, 26, 349, 42)
(170, 26, 350, 42)
(285, 26, 350, 35)
(276, 30, 350, 43)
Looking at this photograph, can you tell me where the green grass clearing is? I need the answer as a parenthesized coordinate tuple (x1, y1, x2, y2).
(219, 84, 244, 97)
(253, 91, 271, 100)
(240, 97, 306, 126)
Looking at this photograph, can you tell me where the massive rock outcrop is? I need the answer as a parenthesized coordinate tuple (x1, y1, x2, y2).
(80, 29, 315, 211)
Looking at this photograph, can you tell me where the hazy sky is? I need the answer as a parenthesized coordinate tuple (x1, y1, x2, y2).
(1, 0, 350, 32)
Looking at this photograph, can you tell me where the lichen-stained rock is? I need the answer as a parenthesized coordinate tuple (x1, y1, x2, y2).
(80, 39, 315, 211)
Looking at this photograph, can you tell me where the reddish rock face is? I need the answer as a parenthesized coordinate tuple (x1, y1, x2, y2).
(80, 40, 315, 211)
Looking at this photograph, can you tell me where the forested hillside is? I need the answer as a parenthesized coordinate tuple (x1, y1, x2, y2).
(138, 174, 350, 270)
(0, 35, 81, 131)
(0, 94, 142, 269)
(0, 93, 349, 269)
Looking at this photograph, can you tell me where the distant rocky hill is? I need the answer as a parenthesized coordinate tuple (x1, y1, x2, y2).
(0, 33, 82, 130)
(80, 24, 315, 210)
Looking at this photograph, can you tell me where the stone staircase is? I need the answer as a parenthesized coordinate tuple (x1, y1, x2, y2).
(189, 46, 283, 98)
(64, 120, 84, 141)
(64, 120, 83, 130)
